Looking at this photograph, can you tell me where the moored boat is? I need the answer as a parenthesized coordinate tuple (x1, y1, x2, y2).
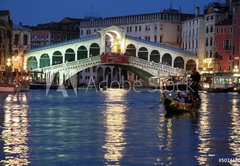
(162, 91, 201, 114)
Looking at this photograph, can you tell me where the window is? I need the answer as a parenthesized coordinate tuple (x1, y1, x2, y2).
(206, 27, 209, 33)
(154, 35, 157, 42)
(14, 34, 19, 45)
(139, 26, 141, 31)
(234, 18, 237, 25)
(135, 26, 137, 32)
(210, 37, 213, 46)
(210, 26, 213, 33)
(229, 55, 232, 60)
(177, 25, 180, 31)
(216, 41, 218, 48)
(206, 38, 209, 46)
(229, 66, 231, 71)
(224, 28, 227, 33)
(224, 40, 231, 50)
(160, 36, 163, 43)
(130, 26, 132, 32)
(23, 34, 28, 46)
(216, 28, 219, 34)
(145, 36, 150, 41)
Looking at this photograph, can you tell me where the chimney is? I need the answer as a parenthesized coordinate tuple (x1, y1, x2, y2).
(195, 7, 200, 17)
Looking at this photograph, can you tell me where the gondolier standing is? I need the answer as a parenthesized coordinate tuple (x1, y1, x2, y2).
(190, 67, 201, 98)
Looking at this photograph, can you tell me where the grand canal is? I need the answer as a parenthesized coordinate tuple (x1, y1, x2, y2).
(0, 89, 239, 165)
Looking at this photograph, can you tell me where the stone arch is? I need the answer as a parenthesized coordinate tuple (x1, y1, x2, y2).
(90, 43, 100, 57)
(65, 49, 75, 62)
(113, 67, 120, 81)
(27, 56, 38, 70)
(105, 67, 112, 84)
(126, 44, 136, 57)
(138, 47, 148, 60)
(97, 67, 103, 83)
(40, 54, 50, 68)
(52, 51, 63, 65)
(77, 46, 88, 60)
(186, 59, 196, 71)
(162, 53, 172, 66)
(150, 50, 160, 63)
(174, 56, 184, 69)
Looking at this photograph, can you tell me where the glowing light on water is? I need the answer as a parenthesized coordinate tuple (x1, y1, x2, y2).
(1, 93, 30, 165)
(102, 89, 127, 165)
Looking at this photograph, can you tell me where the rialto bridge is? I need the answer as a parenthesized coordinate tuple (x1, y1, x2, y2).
(26, 26, 198, 85)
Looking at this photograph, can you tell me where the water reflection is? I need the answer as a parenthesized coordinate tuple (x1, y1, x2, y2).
(196, 93, 211, 165)
(1, 93, 30, 165)
(102, 89, 127, 165)
(229, 95, 240, 159)
(157, 111, 173, 165)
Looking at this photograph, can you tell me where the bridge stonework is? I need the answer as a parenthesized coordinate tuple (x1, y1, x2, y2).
(26, 26, 198, 84)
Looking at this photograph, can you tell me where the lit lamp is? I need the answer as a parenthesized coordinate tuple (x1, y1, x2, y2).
(233, 66, 239, 73)
(6, 58, 11, 67)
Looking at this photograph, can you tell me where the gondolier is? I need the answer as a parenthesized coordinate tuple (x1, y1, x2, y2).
(189, 67, 201, 98)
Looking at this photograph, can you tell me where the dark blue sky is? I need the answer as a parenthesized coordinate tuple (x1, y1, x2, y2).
(1, 0, 223, 25)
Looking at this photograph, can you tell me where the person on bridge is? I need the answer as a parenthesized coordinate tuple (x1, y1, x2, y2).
(189, 67, 201, 99)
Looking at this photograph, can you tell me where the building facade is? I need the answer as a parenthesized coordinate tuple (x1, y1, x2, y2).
(182, 7, 205, 70)
(203, 3, 228, 72)
(0, 10, 12, 71)
(232, 1, 240, 71)
(30, 17, 80, 48)
(12, 24, 32, 72)
(214, 20, 233, 72)
(79, 9, 194, 48)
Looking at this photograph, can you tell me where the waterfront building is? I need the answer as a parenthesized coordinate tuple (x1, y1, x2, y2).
(203, 2, 229, 72)
(181, 7, 205, 70)
(30, 17, 80, 48)
(232, 1, 240, 71)
(12, 23, 31, 72)
(214, 19, 233, 72)
(0, 10, 12, 71)
(79, 9, 195, 48)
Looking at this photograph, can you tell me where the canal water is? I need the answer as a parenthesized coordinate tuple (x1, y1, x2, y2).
(0, 89, 239, 165)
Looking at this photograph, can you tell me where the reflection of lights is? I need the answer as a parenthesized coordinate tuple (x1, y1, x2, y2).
(196, 93, 211, 165)
(157, 112, 173, 164)
(203, 83, 210, 89)
(1, 94, 30, 165)
(229, 97, 240, 158)
(102, 89, 127, 165)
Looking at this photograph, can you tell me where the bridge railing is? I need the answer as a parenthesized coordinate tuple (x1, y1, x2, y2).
(40, 55, 101, 72)
(129, 56, 185, 75)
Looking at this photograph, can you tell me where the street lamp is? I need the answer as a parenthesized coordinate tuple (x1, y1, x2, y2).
(233, 66, 239, 73)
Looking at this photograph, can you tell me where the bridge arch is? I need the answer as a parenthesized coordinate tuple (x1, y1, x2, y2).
(90, 43, 100, 57)
(105, 67, 112, 84)
(186, 59, 196, 71)
(174, 56, 184, 69)
(126, 44, 136, 57)
(150, 50, 160, 63)
(27, 56, 38, 70)
(52, 51, 63, 65)
(97, 67, 104, 83)
(65, 49, 75, 62)
(138, 47, 148, 60)
(113, 67, 120, 81)
(40, 54, 50, 68)
(162, 53, 172, 66)
(77, 46, 88, 60)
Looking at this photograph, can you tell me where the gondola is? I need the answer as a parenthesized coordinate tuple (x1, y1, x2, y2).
(162, 91, 201, 114)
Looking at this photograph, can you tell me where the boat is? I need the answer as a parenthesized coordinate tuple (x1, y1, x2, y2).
(0, 84, 16, 93)
(162, 91, 201, 114)
(201, 74, 240, 93)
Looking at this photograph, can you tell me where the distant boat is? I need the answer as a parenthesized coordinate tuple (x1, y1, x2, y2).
(201, 75, 240, 93)
(0, 84, 16, 93)
(162, 91, 201, 114)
